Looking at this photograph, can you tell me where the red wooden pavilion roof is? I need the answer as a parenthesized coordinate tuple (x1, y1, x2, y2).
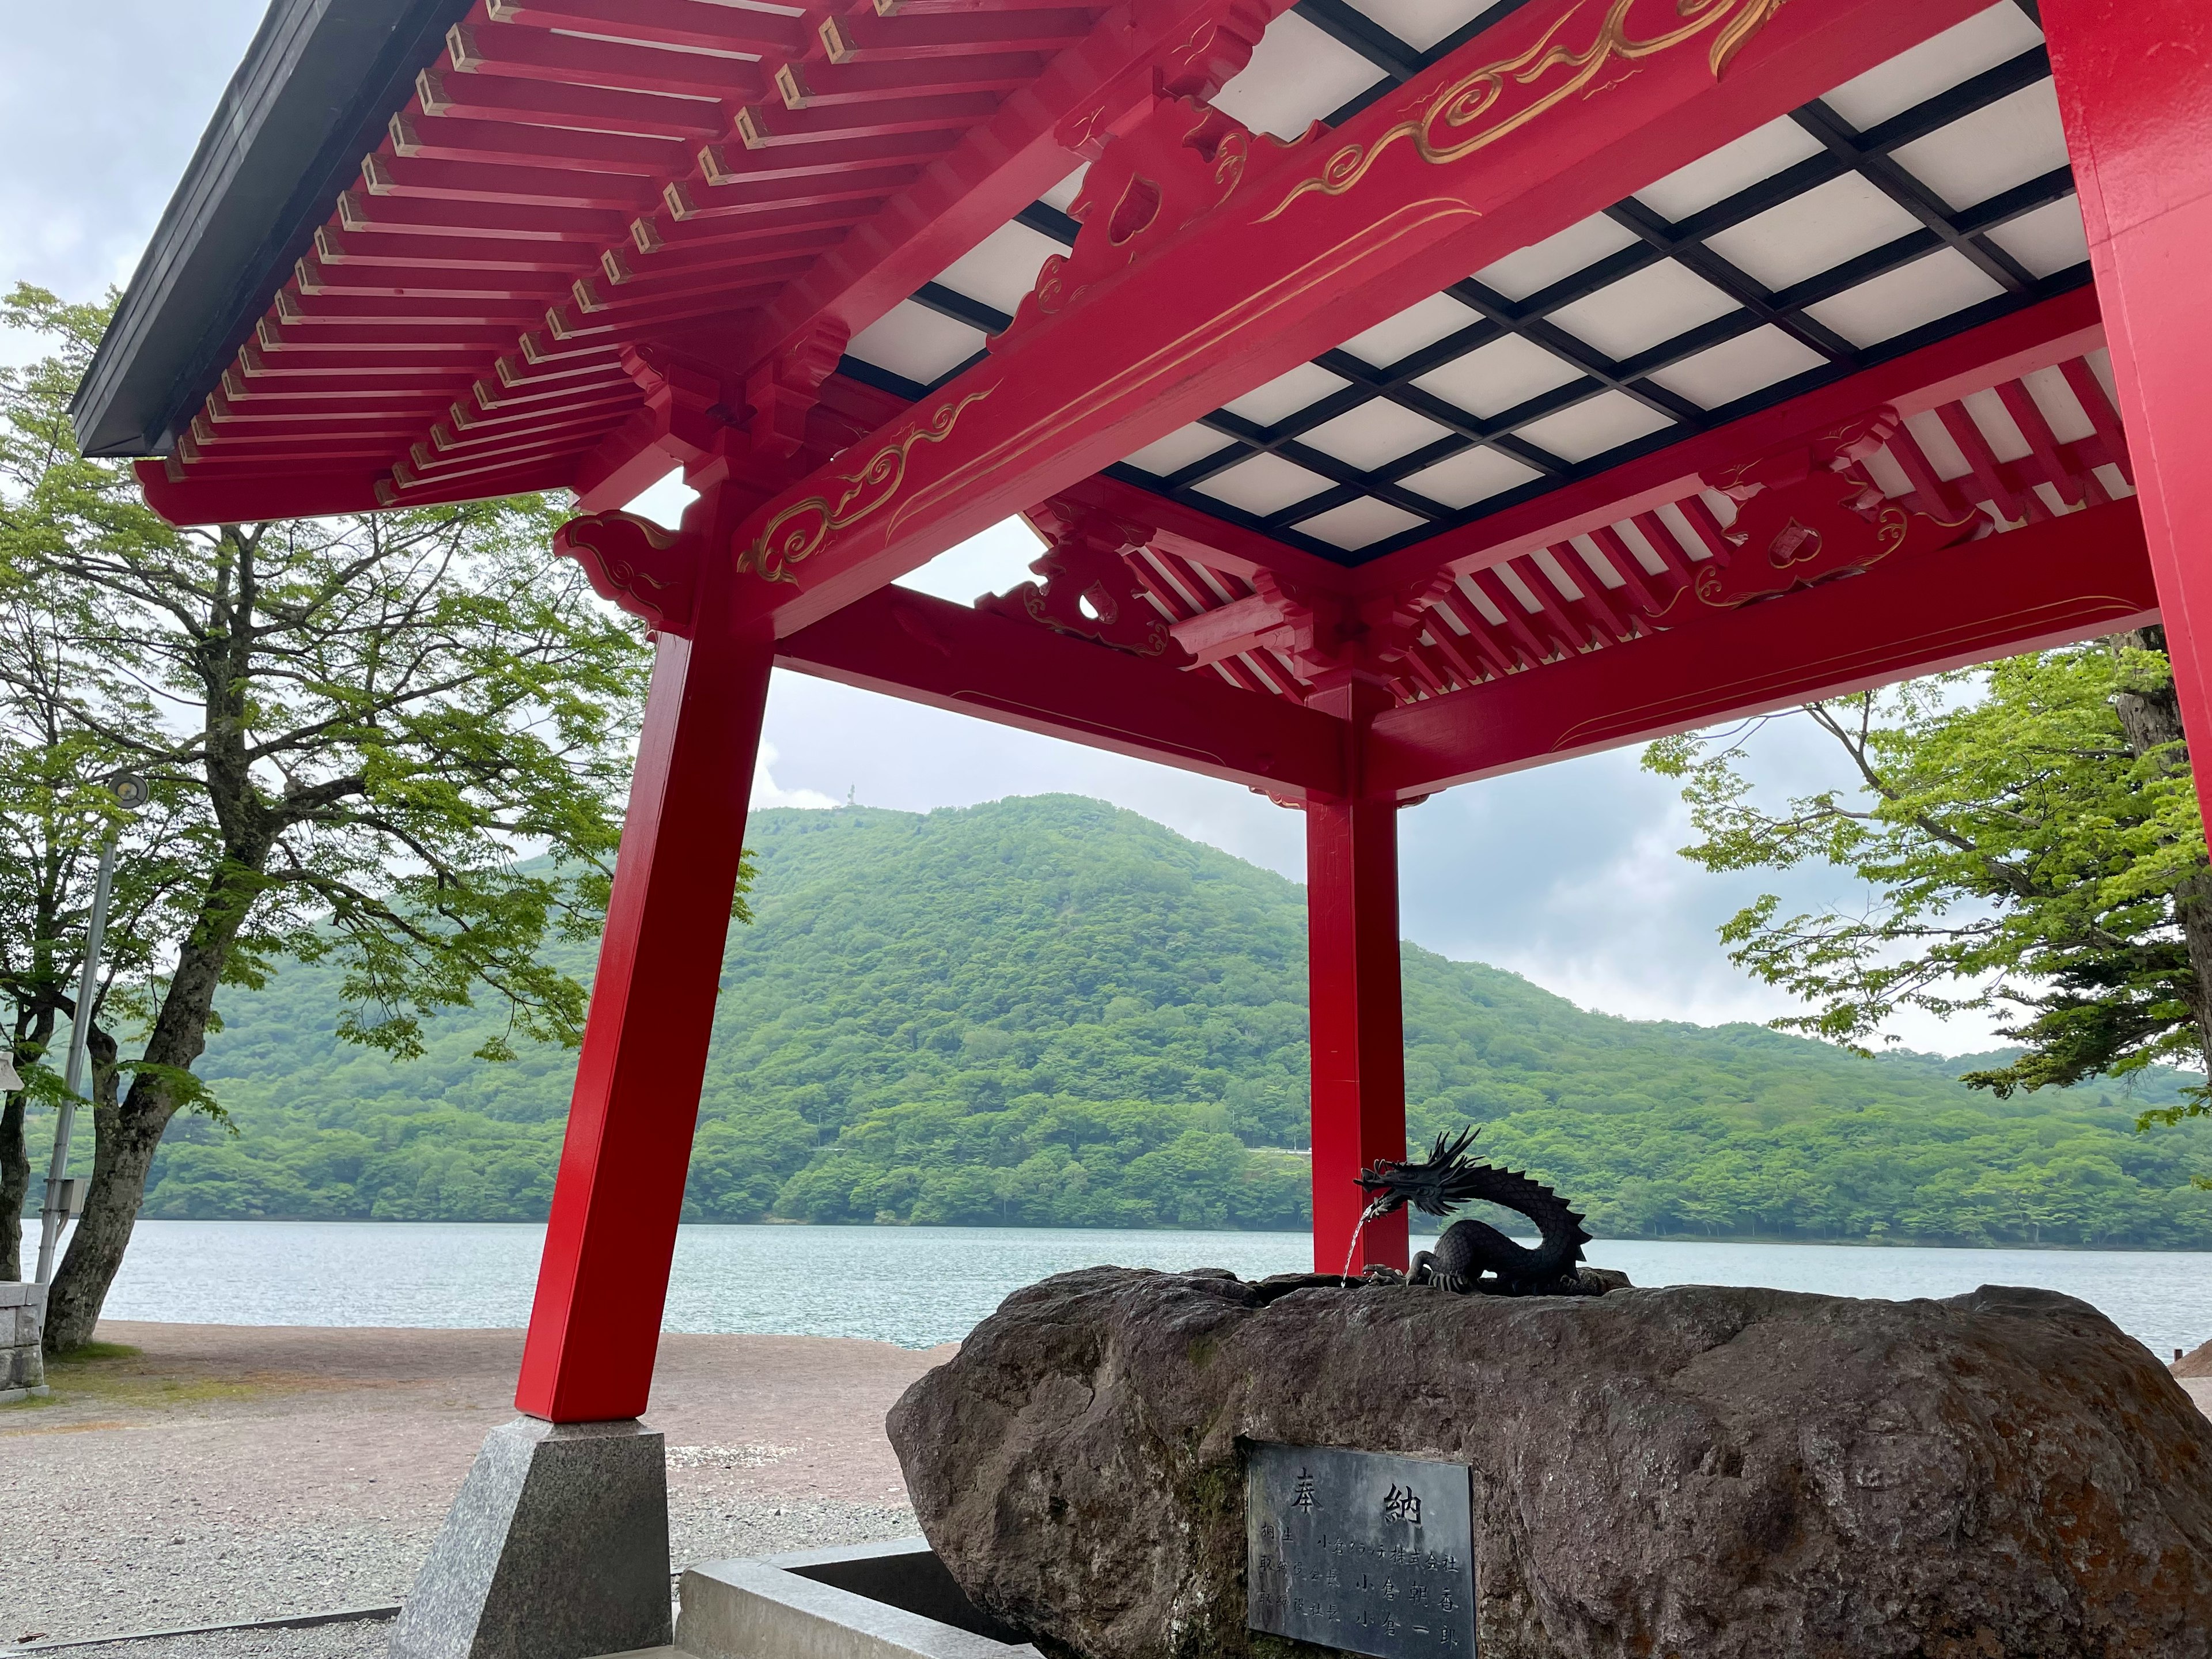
(77, 0, 2156, 805)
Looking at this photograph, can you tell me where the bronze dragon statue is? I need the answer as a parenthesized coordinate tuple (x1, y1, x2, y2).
(1355, 1128, 1611, 1297)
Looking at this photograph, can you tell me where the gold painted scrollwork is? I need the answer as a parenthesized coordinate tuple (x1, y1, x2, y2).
(1259, 0, 1791, 223)
(736, 389, 994, 584)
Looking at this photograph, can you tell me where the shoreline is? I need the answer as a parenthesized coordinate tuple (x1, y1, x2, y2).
(39, 1214, 2212, 1254)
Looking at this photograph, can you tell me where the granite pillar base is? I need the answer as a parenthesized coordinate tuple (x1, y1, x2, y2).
(1, 1281, 48, 1404)
(389, 1415, 671, 1659)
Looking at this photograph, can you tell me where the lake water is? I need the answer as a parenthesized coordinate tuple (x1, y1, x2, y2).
(85, 1219, 2212, 1358)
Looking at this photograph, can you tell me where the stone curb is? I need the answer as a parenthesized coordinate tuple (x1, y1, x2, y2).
(10, 1582, 694, 1656)
(7, 1605, 402, 1654)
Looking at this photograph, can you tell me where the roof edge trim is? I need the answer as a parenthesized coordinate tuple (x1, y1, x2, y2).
(71, 0, 474, 460)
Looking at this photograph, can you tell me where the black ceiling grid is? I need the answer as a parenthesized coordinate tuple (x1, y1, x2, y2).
(844, 8, 2088, 569)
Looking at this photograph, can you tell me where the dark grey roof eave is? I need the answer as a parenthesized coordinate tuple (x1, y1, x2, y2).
(70, 0, 472, 460)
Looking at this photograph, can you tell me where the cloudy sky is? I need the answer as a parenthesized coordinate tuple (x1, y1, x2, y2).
(0, 3, 1995, 1050)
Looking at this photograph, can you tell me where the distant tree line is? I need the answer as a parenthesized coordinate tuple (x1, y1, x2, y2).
(22, 796, 2199, 1251)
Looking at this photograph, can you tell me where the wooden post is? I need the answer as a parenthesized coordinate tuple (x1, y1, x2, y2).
(2045, 0, 2212, 810)
(1304, 677, 1408, 1275)
(514, 560, 771, 1423)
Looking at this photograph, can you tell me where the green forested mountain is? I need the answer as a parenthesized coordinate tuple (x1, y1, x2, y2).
(123, 795, 2212, 1246)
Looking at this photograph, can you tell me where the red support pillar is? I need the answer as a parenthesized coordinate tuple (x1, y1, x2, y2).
(2044, 0, 2212, 808)
(1304, 679, 1407, 1275)
(515, 556, 771, 1423)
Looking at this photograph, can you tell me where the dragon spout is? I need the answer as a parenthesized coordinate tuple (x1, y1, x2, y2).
(1356, 1128, 1601, 1297)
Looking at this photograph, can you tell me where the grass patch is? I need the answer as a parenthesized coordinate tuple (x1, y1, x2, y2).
(27, 1340, 272, 1410)
(47, 1340, 142, 1366)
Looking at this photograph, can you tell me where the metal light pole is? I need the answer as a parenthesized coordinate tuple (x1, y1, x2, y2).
(35, 771, 149, 1286)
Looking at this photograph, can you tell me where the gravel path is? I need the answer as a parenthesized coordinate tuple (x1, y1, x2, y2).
(2, 1323, 945, 1646)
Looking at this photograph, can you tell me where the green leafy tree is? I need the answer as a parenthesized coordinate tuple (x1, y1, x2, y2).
(0, 283, 653, 1344)
(1643, 630, 2211, 1119)
(0, 586, 204, 1278)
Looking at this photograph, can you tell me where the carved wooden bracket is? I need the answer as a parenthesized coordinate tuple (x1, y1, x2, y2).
(620, 344, 731, 472)
(1656, 409, 1984, 614)
(998, 0, 1276, 349)
(1153, 0, 1277, 101)
(1170, 567, 1450, 697)
(616, 321, 850, 484)
(1345, 570, 1463, 672)
(554, 512, 703, 637)
(979, 500, 1190, 661)
(744, 319, 847, 460)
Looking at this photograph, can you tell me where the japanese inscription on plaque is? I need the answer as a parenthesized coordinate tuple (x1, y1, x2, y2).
(1247, 1443, 1476, 1659)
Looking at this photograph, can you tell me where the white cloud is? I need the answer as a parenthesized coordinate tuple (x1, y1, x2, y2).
(2, 5, 267, 321)
(751, 741, 838, 812)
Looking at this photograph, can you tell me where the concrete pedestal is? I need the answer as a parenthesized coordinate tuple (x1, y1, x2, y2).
(389, 1416, 671, 1659)
(678, 1539, 1035, 1659)
(1, 1281, 48, 1404)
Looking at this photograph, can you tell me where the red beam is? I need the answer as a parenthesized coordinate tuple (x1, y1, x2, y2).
(2045, 0, 2212, 830)
(483, 0, 809, 58)
(620, 202, 872, 264)
(336, 187, 625, 244)
(774, 584, 1346, 800)
(778, 51, 1050, 107)
(314, 227, 596, 274)
(446, 20, 767, 102)
(1306, 680, 1407, 1277)
(136, 461, 384, 522)
(661, 165, 924, 225)
(777, 376, 1356, 593)
(414, 69, 726, 141)
(517, 578, 773, 1423)
(240, 346, 501, 377)
(725, 0, 1988, 634)
(1365, 500, 2161, 799)
(734, 91, 1002, 147)
(362, 152, 661, 212)
(391, 112, 691, 175)
(294, 256, 571, 302)
(819, 9, 1098, 62)
(254, 320, 520, 356)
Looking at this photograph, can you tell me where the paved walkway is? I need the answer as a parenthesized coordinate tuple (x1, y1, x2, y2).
(1, 1323, 945, 1645)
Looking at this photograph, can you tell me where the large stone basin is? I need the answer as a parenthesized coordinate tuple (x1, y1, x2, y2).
(889, 1267, 2212, 1659)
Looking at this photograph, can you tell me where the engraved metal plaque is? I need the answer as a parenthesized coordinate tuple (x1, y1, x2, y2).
(1247, 1443, 1476, 1659)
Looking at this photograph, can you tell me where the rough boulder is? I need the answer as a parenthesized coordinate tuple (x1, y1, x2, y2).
(889, 1267, 2212, 1659)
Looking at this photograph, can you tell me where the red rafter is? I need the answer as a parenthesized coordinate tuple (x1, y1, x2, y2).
(1368, 501, 2160, 799)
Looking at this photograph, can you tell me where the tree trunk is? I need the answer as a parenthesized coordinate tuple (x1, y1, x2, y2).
(41, 1024, 125, 1347)
(2108, 626, 2212, 1065)
(1, 1086, 26, 1282)
(44, 856, 263, 1351)
(2, 1009, 58, 1282)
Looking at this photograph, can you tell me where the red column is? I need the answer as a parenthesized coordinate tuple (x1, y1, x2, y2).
(515, 561, 771, 1423)
(2044, 0, 2212, 806)
(1304, 677, 1408, 1274)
